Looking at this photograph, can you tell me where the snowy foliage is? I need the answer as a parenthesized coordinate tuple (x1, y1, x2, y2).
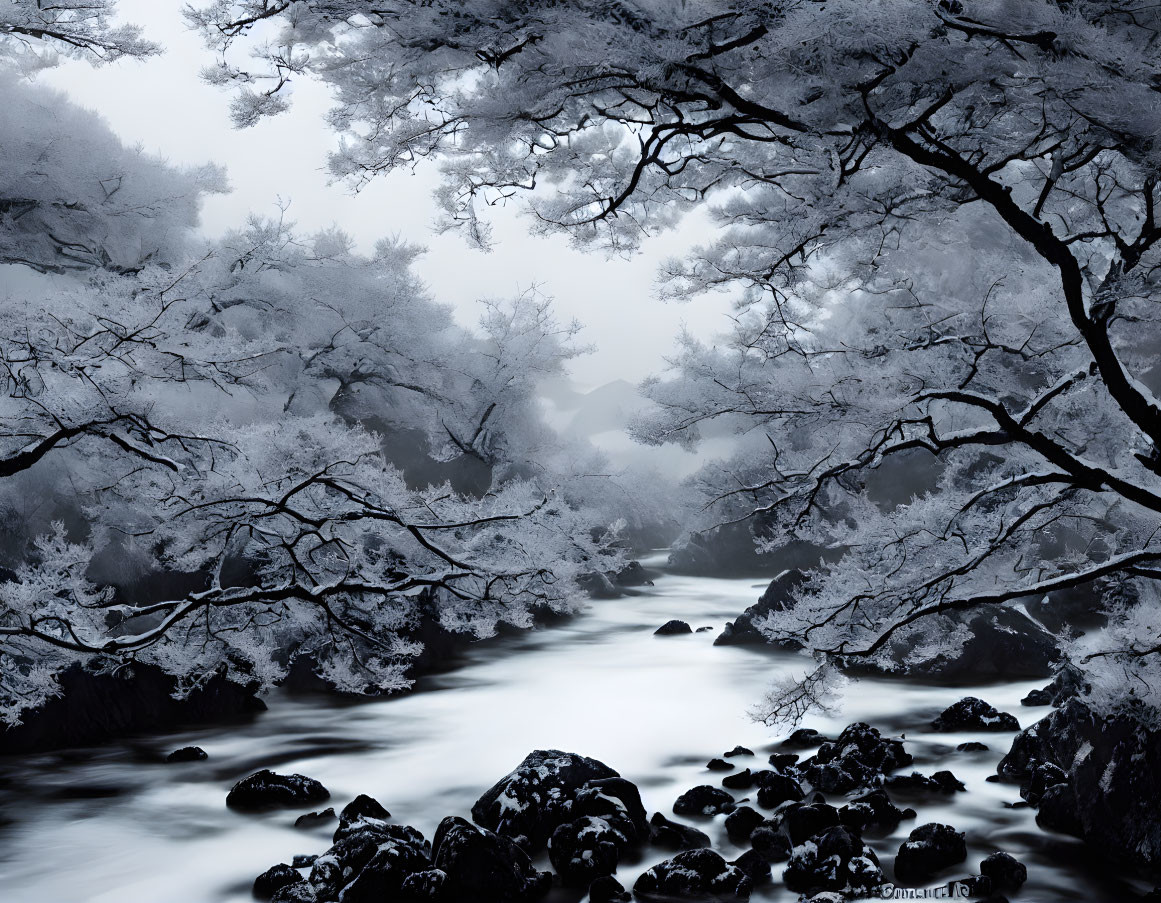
(186, 0, 1161, 723)
(0, 29, 642, 723)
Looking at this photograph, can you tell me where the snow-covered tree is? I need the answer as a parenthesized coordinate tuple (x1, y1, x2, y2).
(188, 0, 1161, 723)
(0, 20, 626, 724)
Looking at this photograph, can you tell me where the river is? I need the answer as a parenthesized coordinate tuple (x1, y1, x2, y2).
(0, 563, 1144, 901)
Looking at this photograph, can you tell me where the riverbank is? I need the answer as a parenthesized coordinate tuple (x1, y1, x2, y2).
(0, 569, 1148, 901)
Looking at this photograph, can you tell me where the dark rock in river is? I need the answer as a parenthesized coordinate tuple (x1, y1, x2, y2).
(309, 823, 430, 898)
(781, 728, 832, 749)
(294, 808, 335, 829)
(725, 745, 754, 757)
(470, 749, 619, 849)
(894, 823, 967, 883)
(769, 752, 800, 768)
(254, 863, 304, 900)
(707, 758, 734, 771)
(673, 784, 737, 816)
(334, 794, 391, 841)
(732, 848, 772, 885)
(338, 833, 432, 903)
(783, 825, 883, 895)
(801, 723, 911, 793)
(1022, 667, 1088, 708)
(588, 874, 631, 903)
(725, 806, 766, 844)
(885, 770, 966, 794)
(634, 848, 753, 901)
(166, 746, 208, 762)
(931, 697, 1020, 732)
(0, 661, 263, 755)
(997, 699, 1161, 867)
(549, 815, 627, 886)
(715, 569, 810, 647)
(655, 619, 693, 635)
(839, 789, 915, 833)
(980, 852, 1027, 892)
(901, 607, 1059, 680)
(755, 770, 805, 808)
(399, 868, 447, 901)
(749, 825, 792, 863)
(271, 883, 317, 903)
(649, 812, 711, 850)
(722, 768, 753, 790)
(226, 770, 329, 810)
(957, 741, 990, 752)
(432, 816, 551, 902)
(780, 803, 842, 846)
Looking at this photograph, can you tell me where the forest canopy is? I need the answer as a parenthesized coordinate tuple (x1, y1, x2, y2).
(183, 0, 1161, 725)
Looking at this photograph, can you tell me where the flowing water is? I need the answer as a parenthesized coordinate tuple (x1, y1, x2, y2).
(0, 563, 1146, 902)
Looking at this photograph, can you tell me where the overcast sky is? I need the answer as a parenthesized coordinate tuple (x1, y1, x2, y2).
(40, 0, 734, 391)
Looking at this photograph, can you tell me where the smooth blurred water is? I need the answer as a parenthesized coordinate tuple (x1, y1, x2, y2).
(0, 564, 1146, 902)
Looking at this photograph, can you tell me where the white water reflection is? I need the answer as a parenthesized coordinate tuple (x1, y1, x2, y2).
(0, 564, 1141, 901)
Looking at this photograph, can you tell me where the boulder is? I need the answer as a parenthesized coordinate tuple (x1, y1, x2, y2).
(294, 808, 335, 829)
(801, 723, 911, 793)
(431, 816, 551, 902)
(338, 836, 432, 903)
(749, 825, 792, 863)
(399, 868, 447, 901)
(979, 852, 1027, 892)
(655, 620, 693, 635)
(715, 569, 810, 646)
(997, 699, 1161, 866)
(781, 728, 832, 749)
(334, 794, 391, 841)
(166, 746, 208, 763)
(956, 742, 990, 752)
(649, 812, 711, 850)
(548, 815, 624, 886)
(707, 758, 734, 771)
(674, 785, 737, 817)
(588, 875, 631, 903)
(731, 849, 772, 885)
(271, 883, 318, 903)
(253, 864, 303, 900)
(839, 789, 915, 834)
(900, 607, 1059, 680)
(783, 825, 884, 894)
(768, 753, 800, 768)
(722, 769, 753, 790)
(724, 745, 754, 758)
(755, 770, 805, 808)
(634, 849, 752, 901)
(470, 749, 618, 849)
(931, 698, 1019, 732)
(894, 824, 967, 883)
(226, 770, 329, 810)
(309, 824, 430, 899)
(780, 803, 842, 847)
(725, 806, 766, 844)
(885, 770, 966, 794)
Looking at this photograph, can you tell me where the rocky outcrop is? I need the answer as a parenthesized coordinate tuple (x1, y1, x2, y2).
(997, 700, 1161, 868)
(166, 745, 208, 762)
(715, 569, 810, 646)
